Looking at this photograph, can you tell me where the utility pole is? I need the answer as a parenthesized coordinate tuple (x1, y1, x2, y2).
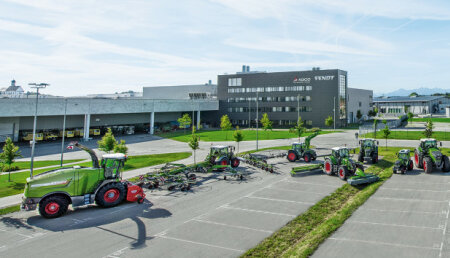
(60, 98, 67, 167)
(297, 94, 300, 122)
(333, 97, 336, 130)
(256, 91, 259, 150)
(248, 98, 251, 129)
(28, 82, 49, 178)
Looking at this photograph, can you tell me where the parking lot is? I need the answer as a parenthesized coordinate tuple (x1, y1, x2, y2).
(313, 170, 450, 258)
(0, 153, 346, 258)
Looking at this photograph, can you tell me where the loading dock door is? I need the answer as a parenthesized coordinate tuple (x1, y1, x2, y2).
(0, 123, 14, 143)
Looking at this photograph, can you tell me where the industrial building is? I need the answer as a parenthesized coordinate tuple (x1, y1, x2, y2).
(218, 67, 372, 127)
(373, 95, 450, 115)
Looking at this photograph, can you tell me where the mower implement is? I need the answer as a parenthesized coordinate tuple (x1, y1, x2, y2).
(393, 149, 414, 174)
(357, 139, 379, 164)
(323, 147, 379, 186)
(414, 138, 450, 173)
(287, 131, 319, 162)
(241, 153, 276, 173)
(139, 163, 197, 191)
(21, 142, 145, 218)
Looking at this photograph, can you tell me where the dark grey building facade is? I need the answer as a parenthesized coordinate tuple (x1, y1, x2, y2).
(218, 69, 348, 128)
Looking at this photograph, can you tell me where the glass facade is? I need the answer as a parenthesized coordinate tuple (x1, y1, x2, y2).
(339, 75, 346, 119)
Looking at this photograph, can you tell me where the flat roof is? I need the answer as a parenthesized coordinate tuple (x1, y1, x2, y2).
(374, 96, 444, 103)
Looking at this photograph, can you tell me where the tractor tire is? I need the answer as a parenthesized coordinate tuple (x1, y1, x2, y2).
(188, 173, 197, 181)
(312, 156, 317, 161)
(323, 159, 334, 176)
(393, 168, 397, 174)
(414, 150, 423, 168)
(358, 152, 364, 162)
(338, 166, 348, 180)
(95, 182, 126, 208)
(219, 158, 229, 166)
(408, 160, 414, 171)
(303, 153, 312, 163)
(39, 195, 69, 219)
(231, 158, 240, 168)
(372, 154, 378, 164)
(442, 156, 450, 172)
(423, 157, 433, 174)
(287, 151, 297, 162)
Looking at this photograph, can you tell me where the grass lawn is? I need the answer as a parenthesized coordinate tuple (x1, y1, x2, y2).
(363, 130, 450, 141)
(412, 117, 450, 123)
(0, 205, 20, 215)
(0, 152, 191, 198)
(8, 159, 85, 171)
(243, 147, 437, 257)
(157, 129, 336, 142)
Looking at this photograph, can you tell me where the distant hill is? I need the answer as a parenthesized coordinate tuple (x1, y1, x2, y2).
(375, 87, 449, 97)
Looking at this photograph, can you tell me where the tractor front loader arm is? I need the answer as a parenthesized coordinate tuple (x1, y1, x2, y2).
(304, 131, 319, 149)
(70, 142, 100, 168)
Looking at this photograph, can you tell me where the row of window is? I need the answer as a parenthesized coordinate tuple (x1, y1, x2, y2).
(227, 85, 312, 93)
(228, 78, 242, 86)
(227, 96, 311, 103)
(227, 106, 313, 113)
(232, 120, 313, 126)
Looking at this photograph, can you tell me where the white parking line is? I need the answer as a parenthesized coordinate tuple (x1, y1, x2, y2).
(438, 201, 450, 258)
(104, 247, 128, 258)
(328, 237, 440, 250)
(265, 186, 326, 195)
(0, 228, 33, 239)
(372, 197, 448, 203)
(280, 180, 339, 188)
(382, 187, 449, 193)
(244, 196, 314, 205)
(191, 219, 273, 233)
(219, 205, 296, 217)
(359, 207, 446, 215)
(156, 234, 244, 253)
(348, 220, 444, 231)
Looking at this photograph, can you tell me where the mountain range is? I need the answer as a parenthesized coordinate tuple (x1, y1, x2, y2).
(375, 87, 449, 97)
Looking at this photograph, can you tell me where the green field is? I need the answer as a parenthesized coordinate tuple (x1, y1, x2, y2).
(412, 117, 450, 123)
(0, 152, 191, 198)
(243, 147, 440, 257)
(363, 130, 450, 141)
(157, 129, 336, 142)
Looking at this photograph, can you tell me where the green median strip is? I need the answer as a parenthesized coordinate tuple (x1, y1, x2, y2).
(0, 205, 21, 216)
(242, 147, 402, 258)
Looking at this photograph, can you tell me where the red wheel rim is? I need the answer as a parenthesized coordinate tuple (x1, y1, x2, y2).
(304, 155, 309, 162)
(409, 162, 413, 170)
(221, 160, 227, 166)
(415, 153, 419, 164)
(325, 162, 331, 173)
(288, 153, 295, 161)
(104, 189, 120, 203)
(339, 169, 344, 178)
(45, 202, 60, 215)
(423, 160, 427, 171)
(233, 159, 239, 167)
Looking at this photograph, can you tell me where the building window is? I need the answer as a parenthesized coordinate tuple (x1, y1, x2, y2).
(228, 78, 242, 86)
(305, 96, 311, 101)
(305, 86, 312, 91)
(359, 101, 362, 107)
(339, 75, 346, 119)
(306, 120, 313, 126)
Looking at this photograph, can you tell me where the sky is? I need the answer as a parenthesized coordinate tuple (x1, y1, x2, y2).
(1, 0, 450, 96)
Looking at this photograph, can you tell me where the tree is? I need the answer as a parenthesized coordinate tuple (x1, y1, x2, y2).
(0, 137, 22, 182)
(409, 92, 419, 97)
(290, 116, 305, 142)
(233, 126, 244, 154)
(407, 112, 414, 125)
(356, 110, 362, 121)
(177, 113, 192, 135)
(260, 113, 273, 139)
(423, 119, 434, 138)
(98, 128, 117, 153)
(114, 140, 128, 154)
(374, 107, 378, 116)
(381, 124, 391, 150)
(373, 119, 379, 139)
(188, 126, 200, 165)
(220, 114, 232, 140)
(324, 115, 333, 129)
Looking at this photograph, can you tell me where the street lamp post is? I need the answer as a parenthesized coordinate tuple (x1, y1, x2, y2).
(333, 97, 336, 130)
(28, 82, 49, 178)
(256, 91, 259, 151)
(60, 98, 68, 167)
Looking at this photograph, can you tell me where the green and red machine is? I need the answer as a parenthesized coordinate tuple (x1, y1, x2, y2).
(287, 132, 318, 162)
(21, 142, 145, 218)
(357, 138, 379, 164)
(206, 145, 240, 168)
(393, 149, 414, 174)
(323, 147, 379, 185)
(414, 138, 450, 173)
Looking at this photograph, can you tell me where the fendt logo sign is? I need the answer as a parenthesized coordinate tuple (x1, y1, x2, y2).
(293, 77, 311, 83)
(314, 75, 335, 81)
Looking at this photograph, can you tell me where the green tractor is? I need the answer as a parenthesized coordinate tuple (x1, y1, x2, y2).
(207, 145, 240, 168)
(21, 142, 145, 218)
(414, 138, 450, 173)
(393, 149, 414, 174)
(357, 138, 379, 164)
(323, 147, 379, 185)
(287, 131, 318, 162)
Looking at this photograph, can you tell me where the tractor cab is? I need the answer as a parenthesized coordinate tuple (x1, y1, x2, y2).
(397, 149, 411, 160)
(361, 139, 377, 148)
(420, 138, 439, 150)
(292, 142, 305, 152)
(101, 153, 127, 179)
(332, 147, 349, 160)
(210, 145, 234, 158)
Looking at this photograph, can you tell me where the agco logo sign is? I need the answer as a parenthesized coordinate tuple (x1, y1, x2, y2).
(293, 77, 311, 83)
